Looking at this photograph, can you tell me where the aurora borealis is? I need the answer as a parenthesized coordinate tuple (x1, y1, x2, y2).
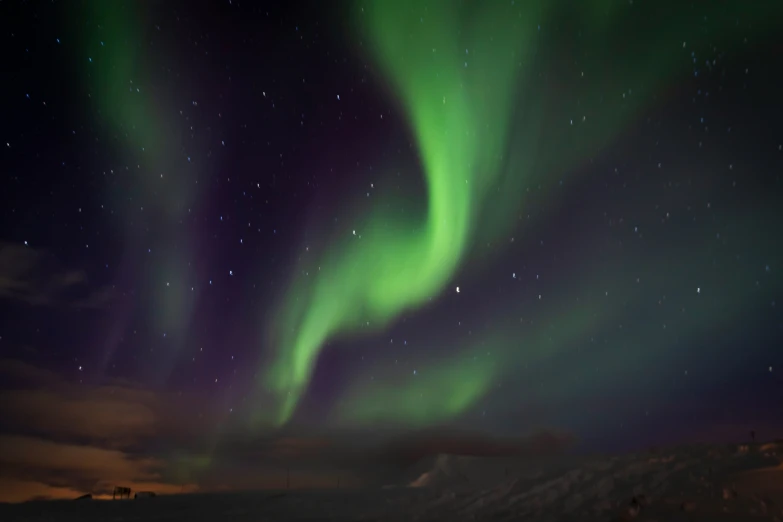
(264, 0, 531, 424)
(1, 0, 782, 503)
(263, 0, 783, 426)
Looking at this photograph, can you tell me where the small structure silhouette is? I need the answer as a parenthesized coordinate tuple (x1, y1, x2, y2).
(628, 496, 642, 518)
(750, 430, 756, 442)
(134, 491, 156, 499)
(74, 493, 92, 501)
(113, 486, 131, 499)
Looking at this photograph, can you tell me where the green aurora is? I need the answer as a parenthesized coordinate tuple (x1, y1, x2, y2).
(72, 0, 781, 431)
(74, 1, 202, 362)
(335, 218, 780, 427)
(263, 0, 782, 427)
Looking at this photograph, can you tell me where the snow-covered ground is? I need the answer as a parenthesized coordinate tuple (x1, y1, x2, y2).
(1, 441, 781, 521)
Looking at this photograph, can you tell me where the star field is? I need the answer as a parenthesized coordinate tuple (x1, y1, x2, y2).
(0, 0, 781, 501)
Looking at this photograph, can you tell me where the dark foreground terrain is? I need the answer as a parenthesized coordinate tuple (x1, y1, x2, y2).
(1, 442, 781, 521)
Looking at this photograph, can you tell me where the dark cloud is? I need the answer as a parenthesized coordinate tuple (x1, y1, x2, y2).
(376, 427, 577, 463)
(0, 242, 112, 308)
(351, 427, 577, 485)
(0, 359, 219, 451)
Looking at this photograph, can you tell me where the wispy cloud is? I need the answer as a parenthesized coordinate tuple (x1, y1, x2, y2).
(0, 242, 112, 308)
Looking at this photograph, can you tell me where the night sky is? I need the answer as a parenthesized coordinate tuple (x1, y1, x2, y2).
(1, 0, 782, 502)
